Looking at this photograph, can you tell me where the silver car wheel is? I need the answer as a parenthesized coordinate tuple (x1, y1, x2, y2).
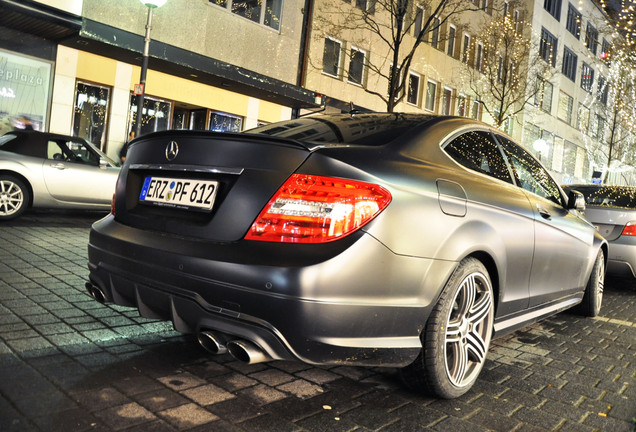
(594, 257, 604, 312)
(444, 271, 494, 388)
(0, 177, 27, 219)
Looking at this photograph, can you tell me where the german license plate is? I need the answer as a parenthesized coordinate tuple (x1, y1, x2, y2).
(139, 177, 218, 211)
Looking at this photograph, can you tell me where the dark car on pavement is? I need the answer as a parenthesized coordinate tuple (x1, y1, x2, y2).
(86, 113, 606, 398)
(564, 184, 635, 281)
(0, 130, 120, 220)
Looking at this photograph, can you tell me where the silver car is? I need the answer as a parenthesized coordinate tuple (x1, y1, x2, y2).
(564, 185, 636, 280)
(0, 130, 120, 220)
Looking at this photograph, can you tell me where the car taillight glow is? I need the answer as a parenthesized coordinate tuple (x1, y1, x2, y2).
(245, 174, 392, 243)
(622, 221, 636, 236)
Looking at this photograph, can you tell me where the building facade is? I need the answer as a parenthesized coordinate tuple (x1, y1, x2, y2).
(0, 0, 320, 160)
(1, 0, 633, 183)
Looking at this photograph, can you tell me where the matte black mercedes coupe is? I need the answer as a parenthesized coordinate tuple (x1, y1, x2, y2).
(86, 114, 606, 398)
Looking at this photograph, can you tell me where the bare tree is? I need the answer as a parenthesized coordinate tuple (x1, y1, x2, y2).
(462, 3, 551, 129)
(586, 39, 636, 182)
(314, 0, 480, 112)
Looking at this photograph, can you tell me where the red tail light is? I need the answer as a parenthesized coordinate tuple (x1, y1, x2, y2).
(245, 174, 392, 243)
(622, 222, 636, 236)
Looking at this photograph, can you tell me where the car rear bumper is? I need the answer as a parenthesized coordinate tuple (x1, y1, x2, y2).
(87, 215, 456, 367)
(607, 236, 636, 279)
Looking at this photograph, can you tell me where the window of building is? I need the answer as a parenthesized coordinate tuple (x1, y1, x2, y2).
(557, 90, 573, 124)
(462, 34, 471, 63)
(209, 111, 243, 132)
(413, 5, 424, 38)
(442, 87, 453, 115)
(481, 0, 488, 11)
(593, 114, 605, 139)
(354, 0, 376, 13)
(431, 17, 441, 49)
(425, 80, 437, 111)
(597, 76, 608, 105)
(347, 47, 366, 85)
(457, 94, 467, 116)
(210, 0, 283, 31)
(601, 39, 610, 61)
(73, 82, 110, 151)
(544, 0, 562, 21)
(514, 9, 522, 32)
(540, 27, 558, 66)
(497, 56, 504, 82)
(407, 72, 421, 105)
(447, 25, 456, 57)
(128, 95, 171, 136)
(322, 37, 342, 77)
(578, 103, 590, 132)
(471, 99, 481, 119)
(566, 3, 581, 37)
(580, 62, 594, 92)
(475, 42, 484, 71)
(561, 46, 577, 82)
(535, 78, 553, 113)
(563, 140, 577, 176)
(503, 1, 509, 16)
(585, 23, 598, 54)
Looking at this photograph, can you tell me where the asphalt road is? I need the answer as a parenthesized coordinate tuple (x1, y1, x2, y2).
(0, 210, 635, 432)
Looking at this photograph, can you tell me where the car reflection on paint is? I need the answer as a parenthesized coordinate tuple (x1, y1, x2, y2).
(0, 130, 120, 220)
(86, 113, 607, 398)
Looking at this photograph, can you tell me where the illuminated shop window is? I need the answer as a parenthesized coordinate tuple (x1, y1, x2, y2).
(73, 82, 110, 150)
(209, 111, 243, 132)
(128, 95, 172, 136)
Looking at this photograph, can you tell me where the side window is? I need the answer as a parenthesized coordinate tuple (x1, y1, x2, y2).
(443, 131, 513, 184)
(68, 140, 100, 165)
(495, 135, 563, 205)
(47, 141, 67, 161)
(47, 140, 99, 165)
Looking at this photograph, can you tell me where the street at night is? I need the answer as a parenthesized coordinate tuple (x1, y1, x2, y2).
(0, 211, 634, 431)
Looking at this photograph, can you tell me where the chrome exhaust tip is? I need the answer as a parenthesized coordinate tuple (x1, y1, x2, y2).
(227, 340, 272, 364)
(85, 282, 106, 304)
(197, 330, 228, 355)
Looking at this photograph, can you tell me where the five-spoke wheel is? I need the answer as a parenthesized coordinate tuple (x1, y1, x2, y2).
(400, 257, 494, 399)
(0, 176, 29, 220)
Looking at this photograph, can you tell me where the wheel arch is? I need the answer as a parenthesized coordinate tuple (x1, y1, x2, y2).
(466, 251, 500, 314)
(0, 170, 34, 208)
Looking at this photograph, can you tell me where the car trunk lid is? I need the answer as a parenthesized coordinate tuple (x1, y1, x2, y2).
(114, 131, 312, 242)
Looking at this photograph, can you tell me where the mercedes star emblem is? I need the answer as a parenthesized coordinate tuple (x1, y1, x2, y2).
(165, 141, 179, 161)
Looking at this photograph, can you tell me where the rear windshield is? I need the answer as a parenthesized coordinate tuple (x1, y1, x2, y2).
(0, 133, 19, 152)
(245, 113, 434, 146)
(568, 186, 636, 209)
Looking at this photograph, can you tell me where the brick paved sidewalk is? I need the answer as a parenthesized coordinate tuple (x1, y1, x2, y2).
(0, 211, 635, 432)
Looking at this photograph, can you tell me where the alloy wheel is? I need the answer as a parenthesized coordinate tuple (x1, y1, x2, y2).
(444, 272, 494, 388)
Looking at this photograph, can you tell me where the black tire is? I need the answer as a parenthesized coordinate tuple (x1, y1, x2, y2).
(577, 250, 605, 317)
(0, 175, 30, 220)
(400, 257, 494, 399)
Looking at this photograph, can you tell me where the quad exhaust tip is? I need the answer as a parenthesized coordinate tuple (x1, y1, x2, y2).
(227, 340, 272, 364)
(197, 330, 228, 355)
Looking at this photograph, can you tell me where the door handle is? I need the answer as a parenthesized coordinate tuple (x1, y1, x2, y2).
(50, 163, 65, 170)
(537, 205, 552, 220)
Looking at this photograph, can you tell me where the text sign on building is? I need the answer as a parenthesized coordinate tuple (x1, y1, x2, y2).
(134, 84, 144, 95)
(0, 48, 52, 135)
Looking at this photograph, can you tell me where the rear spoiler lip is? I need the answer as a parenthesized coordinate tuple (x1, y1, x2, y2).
(128, 129, 355, 153)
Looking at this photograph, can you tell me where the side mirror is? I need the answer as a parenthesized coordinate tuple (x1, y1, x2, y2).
(99, 158, 110, 168)
(567, 190, 586, 211)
